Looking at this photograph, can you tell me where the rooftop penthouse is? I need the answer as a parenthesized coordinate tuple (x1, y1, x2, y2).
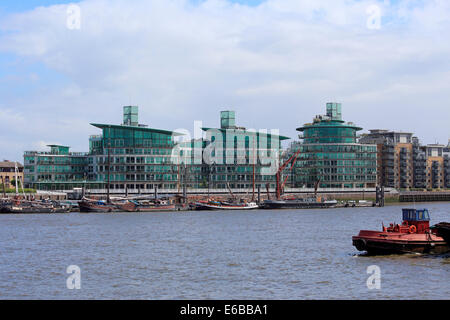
(24, 145, 88, 157)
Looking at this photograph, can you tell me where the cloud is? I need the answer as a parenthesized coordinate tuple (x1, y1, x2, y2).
(0, 0, 449, 161)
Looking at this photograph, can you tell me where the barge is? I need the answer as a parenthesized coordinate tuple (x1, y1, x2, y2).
(193, 200, 259, 210)
(261, 198, 337, 209)
(0, 199, 71, 214)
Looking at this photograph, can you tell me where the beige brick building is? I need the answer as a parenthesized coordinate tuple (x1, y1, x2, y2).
(0, 161, 24, 190)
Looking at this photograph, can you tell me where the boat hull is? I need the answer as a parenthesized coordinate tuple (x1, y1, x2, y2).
(352, 231, 450, 255)
(431, 222, 450, 244)
(79, 199, 180, 213)
(262, 200, 336, 209)
(78, 201, 119, 213)
(0, 205, 69, 214)
(193, 202, 259, 210)
(135, 204, 177, 212)
(115, 202, 137, 212)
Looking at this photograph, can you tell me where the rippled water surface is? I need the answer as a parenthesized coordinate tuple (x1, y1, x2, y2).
(0, 203, 449, 299)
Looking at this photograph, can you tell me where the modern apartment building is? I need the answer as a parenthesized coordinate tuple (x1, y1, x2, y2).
(199, 111, 289, 190)
(24, 107, 181, 191)
(175, 111, 290, 191)
(291, 103, 377, 189)
(445, 143, 450, 189)
(87, 106, 182, 192)
(360, 130, 417, 189)
(424, 144, 450, 189)
(22, 105, 449, 192)
(24, 107, 290, 192)
(23, 146, 89, 190)
(412, 137, 427, 189)
(359, 131, 450, 190)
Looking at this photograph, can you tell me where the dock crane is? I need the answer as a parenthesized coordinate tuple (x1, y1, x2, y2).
(275, 148, 303, 200)
(269, 148, 322, 201)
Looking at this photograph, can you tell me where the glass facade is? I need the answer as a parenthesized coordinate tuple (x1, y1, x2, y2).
(220, 111, 236, 129)
(24, 107, 182, 191)
(174, 111, 290, 190)
(292, 103, 377, 189)
(123, 106, 139, 127)
(196, 125, 289, 190)
(22, 105, 447, 192)
(87, 119, 182, 191)
(23, 146, 91, 190)
(24, 107, 290, 192)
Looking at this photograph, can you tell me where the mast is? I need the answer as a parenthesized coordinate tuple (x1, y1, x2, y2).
(14, 162, 19, 196)
(106, 126, 111, 204)
(1, 176, 6, 198)
(226, 182, 236, 201)
(207, 165, 211, 199)
(182, 163, 187, 203)
(177, 164, 181, 194)
(19, 175, 26, 198)
(265, 182, 271, 201)
(252, 135, 256, 201)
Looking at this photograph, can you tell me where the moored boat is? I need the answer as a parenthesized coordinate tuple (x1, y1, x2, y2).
(261, 197, 337, 209)
(352, 208, 450, 255)
(431, 222, 450, 244)
(114, 200, 138, 212)
(345, 200, 375, 207)
(78, 198, 120, 213)
(131, 199, 177, 212)
(193, 200, 259, 210)
(0, 163, 71, 214)
(0, 199, 71, 214)
(59, 200, 80, 212)
(79, 197, 179, 213)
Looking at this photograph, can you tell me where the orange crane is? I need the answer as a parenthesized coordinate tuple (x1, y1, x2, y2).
(275, 148, 302, 200)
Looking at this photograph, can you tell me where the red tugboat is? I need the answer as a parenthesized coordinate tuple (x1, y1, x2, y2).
(352, 209, 450, 255)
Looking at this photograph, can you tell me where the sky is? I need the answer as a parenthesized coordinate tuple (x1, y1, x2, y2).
(0, 0, 449, 162)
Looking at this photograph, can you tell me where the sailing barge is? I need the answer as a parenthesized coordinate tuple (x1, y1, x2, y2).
(78, 197, 179, 213)
(0, 198, 71, 214)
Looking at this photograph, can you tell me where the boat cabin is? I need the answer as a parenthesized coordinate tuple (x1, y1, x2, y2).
(401, 208, 430, 233)
(402, 208, 430, 222)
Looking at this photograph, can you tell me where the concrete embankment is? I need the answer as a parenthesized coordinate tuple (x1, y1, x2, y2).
(4, 190, 450, 204)
(399, 191, 450, 203)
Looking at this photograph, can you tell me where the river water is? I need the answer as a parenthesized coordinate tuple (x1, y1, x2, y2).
(0, 203, 449, 300)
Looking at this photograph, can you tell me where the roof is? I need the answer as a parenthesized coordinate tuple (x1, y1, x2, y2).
(90, 123, 184, 136)
(368, 130, 414, 135)
(0, 161, 23, 168)
(201, 127, 290, 140)
(297, 122, 363, 132)
(47, 144, 70, 148)
(425, 144, 446, 148)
